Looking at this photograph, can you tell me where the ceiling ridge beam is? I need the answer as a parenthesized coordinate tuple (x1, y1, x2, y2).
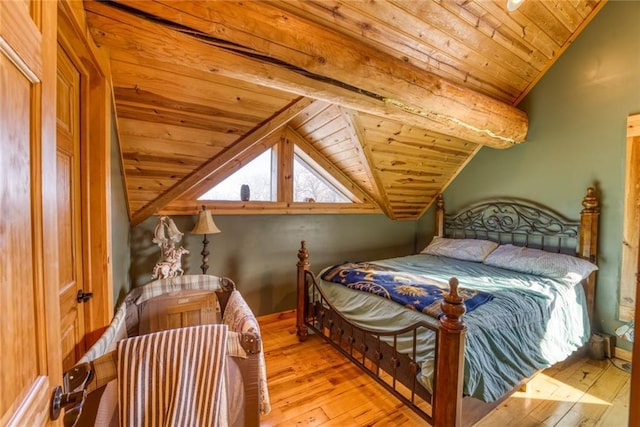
(130, 96, 315, 225)
(339, 107, 392, 216)
(345, 110, 397, 219)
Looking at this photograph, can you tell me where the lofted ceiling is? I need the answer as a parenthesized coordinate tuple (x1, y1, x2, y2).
(83, 0, 606, 224)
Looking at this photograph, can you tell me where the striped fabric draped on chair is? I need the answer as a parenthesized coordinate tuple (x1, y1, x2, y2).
(117, 324, 228, 427)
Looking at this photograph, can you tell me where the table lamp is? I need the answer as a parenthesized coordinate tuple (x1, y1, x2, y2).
(191, 205, 221, 274)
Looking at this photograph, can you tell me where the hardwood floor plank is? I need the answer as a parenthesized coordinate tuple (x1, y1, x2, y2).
(595, 378, 630, 427)
(258, 311, 630, 426)
(554, 361, 629, 426)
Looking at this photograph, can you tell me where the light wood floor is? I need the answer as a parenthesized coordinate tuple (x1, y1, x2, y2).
(258, 310, 630, 426)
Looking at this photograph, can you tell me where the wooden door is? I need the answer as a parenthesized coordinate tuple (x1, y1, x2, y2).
(56, 45, 87, 371)
(0, 1, 62, 425)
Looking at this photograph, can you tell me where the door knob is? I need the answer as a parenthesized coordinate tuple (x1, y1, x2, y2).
(76, 290, 93, 303)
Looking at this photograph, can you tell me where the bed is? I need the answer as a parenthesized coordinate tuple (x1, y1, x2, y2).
(57, 275, 270, 427)
(295, 187, 600, 427)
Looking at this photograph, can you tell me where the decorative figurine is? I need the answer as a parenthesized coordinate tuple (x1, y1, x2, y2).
(152, 216, 189, 279)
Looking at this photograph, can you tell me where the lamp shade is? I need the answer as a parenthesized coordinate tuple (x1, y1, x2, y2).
(191, 206, 221, 235)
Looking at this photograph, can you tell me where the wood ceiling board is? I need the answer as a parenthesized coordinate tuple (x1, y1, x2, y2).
(289, 104, 345, 138)
(110, 60, 295, 120)
(363, 131, 476, 160)
(117, 118, 238, 148)
(469, 1, 558, 61)
(439, 2, 548, 71)
(127, 189, 163, 202)
(388, 1, 537, 88)
(123, 163, 191, 180)
(119, 135, 226, 160)
(273, 0, 524, 103)
(519, 1, 572, 44)
(310, 134, 357, 156)
(106, 48, 297, 105)
(285, 100, 334, 130)
(366, 141, 474, 168)
(356, 114, 477, 150)
(121, 151, 205, 166)
(91, 0, 527, 148)
(127, 176, 182, 192)
(300, 123, 351, 148)
(115, 104, 254, 136)
(112, 87, 271, 128)
(538, 1, 587, 32)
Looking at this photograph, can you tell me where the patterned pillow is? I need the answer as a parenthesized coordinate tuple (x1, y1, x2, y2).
(421, 236, 499, 262)
(483, 244, 598, 284)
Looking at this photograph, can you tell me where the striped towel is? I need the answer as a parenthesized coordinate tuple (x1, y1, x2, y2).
(117, 324, 228, 427)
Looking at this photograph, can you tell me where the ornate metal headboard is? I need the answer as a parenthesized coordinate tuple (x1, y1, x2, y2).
(443, 199, 580, 254)
(434, 187, 599, 258)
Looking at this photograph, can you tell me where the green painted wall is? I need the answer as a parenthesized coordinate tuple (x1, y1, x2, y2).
(131, 214, 417, 316)
(110, 116, 132, 305)
(419, 1, 640, 349)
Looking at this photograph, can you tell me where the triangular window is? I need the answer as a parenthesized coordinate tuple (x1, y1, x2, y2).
(199, 148, 275, 201)
(293, 150, 350, 203)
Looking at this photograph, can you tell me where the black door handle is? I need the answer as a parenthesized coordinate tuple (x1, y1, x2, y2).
(76, 290, 93, 303)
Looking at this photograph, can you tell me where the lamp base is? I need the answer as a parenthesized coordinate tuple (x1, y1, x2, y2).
(200, 234, 210, 275)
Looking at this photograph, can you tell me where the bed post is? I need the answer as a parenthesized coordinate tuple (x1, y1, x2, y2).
(435, 194, 445, 237)
(434, 278, 466, 427)
(296, 241, 310, 341)
(579, 186, 600, 323)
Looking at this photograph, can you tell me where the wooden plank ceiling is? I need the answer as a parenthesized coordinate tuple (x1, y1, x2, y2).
(83, 0, 605, 223)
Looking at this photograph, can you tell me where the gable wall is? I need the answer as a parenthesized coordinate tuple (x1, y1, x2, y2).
(419, 1, 640, 350)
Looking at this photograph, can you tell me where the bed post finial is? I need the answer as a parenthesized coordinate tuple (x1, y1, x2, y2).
(581, 187, 598, 212)
(296, 241, 310, 341)
(435, 194, 445, 237)
(434, 277, 466, 427)
(440, 278, 466, 330)
(579, 186, 599, 324)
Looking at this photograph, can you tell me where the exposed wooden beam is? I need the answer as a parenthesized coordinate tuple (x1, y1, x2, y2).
(158, 200, 381, 216)
(345, 110, 397, 219)
(339, 107, 391, 216)
(85, 0, 527, 148)
(130, 96, 316, 225)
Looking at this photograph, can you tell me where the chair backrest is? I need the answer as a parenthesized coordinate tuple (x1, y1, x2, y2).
(138, 289, 221, 335)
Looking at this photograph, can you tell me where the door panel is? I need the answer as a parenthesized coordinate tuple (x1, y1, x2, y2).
(0, 45, 41, 424)
(57, 45, 86, 371)
(0, 0, 61, 424)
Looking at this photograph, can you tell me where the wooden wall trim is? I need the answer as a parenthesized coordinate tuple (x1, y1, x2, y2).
(58, 0, 114, 339)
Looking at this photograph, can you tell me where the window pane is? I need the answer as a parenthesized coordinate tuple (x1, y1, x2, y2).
(199, 149, 274, 201)
(293, 156, 350, 203)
